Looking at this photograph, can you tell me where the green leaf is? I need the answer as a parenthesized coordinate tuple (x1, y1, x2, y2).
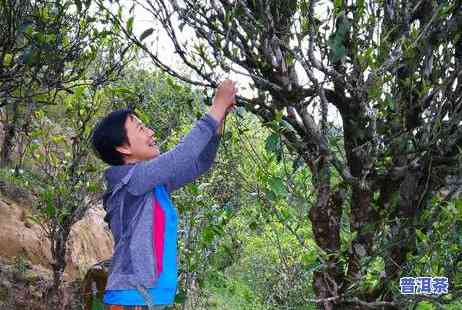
(126, 17, 134, 33)
(280, 208, 291, 220)
(265, 133, 280, 154)
(264, 132, 283, 162)
(189, 183, 199, 195)
(22, 48, 35, 65)
(269, 177, 286, 196)
(3, 53, 13, 66)
(139, 28, 154, 41)
(301, 252, 316, 265)
(416, 301, 436, 310)
(328, 36, 345, 63)
(332, 43, 346, 62)
(334, 0, 343, 11)
(265, 189, 277, 202)
(44, 204, 56, 218)
(327, 18, 351, 62)
(202, 226, 215, 243)
(301, 19, 310, 34)
(416, 229, 427, 243)
(51, 135, 65, 144)
(356, 0, 365, 13)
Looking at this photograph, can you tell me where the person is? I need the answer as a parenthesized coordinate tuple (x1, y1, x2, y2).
(91, 80, 237, 310)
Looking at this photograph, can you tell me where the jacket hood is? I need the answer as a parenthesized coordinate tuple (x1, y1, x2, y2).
(102, 163, 136, 211)
(104, 163, 136, 191)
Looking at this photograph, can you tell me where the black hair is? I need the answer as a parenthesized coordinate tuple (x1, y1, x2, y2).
(91, 108, 137, 166)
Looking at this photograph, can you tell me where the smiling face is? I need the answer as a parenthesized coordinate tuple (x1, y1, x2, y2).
(115, 114, 160, 164)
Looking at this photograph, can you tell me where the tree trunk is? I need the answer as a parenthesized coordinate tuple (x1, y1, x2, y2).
(46, 227, 70, 309)
(308, 157, 344, 309)
(14, 99, 35, 174)
(384, 170, 423, 283)
(347, 188, 374, 282)
(1, 102, 20, 168)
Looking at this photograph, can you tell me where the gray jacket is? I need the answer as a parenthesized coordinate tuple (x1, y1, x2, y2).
(102, 114, 220, 296)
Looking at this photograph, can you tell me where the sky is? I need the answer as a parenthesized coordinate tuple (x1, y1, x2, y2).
(119, 0, 342, 125)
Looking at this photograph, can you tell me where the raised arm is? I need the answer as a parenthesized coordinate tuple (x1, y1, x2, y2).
(127, 80, 236, 196)
(165, 128, 221, 192)
(126, 114, 217, 195)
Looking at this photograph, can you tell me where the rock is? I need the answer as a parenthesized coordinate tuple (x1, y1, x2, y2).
(0, 195, 113, 281)
(67, 206, 114, 279)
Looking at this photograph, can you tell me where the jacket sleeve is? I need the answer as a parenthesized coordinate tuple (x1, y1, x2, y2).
(166, 133, 220, 192)
(127, 113, 220, 196)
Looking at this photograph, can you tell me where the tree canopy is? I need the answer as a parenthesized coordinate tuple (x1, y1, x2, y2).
(0, 0, 461, 309)
(99, 0, 462, 308)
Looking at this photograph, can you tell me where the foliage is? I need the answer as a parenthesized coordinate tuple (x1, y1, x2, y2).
(0, 1, 135, 307)
(101, 0, 462, 308)
(0, 0, 128, 101)
(0, 0, 131, 167)
(1, 0, 462, 306)
(25, 86, 105, 307)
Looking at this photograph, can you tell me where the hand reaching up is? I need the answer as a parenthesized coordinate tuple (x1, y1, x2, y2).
(209, 79, 237, 122)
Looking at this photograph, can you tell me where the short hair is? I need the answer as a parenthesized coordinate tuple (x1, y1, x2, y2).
(91, 109, 137, 166)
